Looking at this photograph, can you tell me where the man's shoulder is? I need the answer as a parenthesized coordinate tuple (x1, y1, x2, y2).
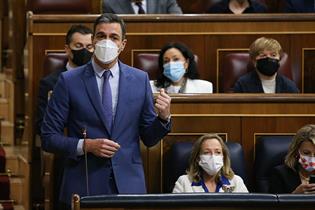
(62, 63, 91, 78)
(42, 68, 65, 80)
(119, 61, 148, 77)
(40, 68, 66, 85)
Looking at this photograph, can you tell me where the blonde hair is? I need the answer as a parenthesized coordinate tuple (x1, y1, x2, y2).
(187, 134, 235, 183)
(285, 124, 315, 171)
(249, 37, 282, 60)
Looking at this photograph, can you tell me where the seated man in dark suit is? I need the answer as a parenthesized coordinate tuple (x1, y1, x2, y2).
(207, 0, 267, 14)
(282, 0, 315, 13)
(103, 0, 183, 14)
(36, 24, 93, 134)
(36, 24, 93, 210)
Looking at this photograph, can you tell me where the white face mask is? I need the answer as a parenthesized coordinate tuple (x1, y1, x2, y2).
(299, 153, 315, 172)
(94, 39, 119, 64)
(198, 154, 224, 176)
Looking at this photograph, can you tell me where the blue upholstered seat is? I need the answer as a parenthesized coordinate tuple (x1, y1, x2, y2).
(254, 135, 293, 192)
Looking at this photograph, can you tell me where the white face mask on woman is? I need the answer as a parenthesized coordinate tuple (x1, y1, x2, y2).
(94, 39, 119, 64)
(198, 154, 224, 176)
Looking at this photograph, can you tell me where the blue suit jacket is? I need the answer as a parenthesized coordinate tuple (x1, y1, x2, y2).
(41, 61, 171, 204)
(233, 70, 299, 93)
(103, 0, 183, 14)
(283, 0, 315, 13)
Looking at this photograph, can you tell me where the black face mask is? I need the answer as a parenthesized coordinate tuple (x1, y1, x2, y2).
(256, 57, 280, 76)
(71, 48, 93, 66)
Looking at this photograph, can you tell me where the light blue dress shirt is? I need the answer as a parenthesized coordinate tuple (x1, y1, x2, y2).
(77, 59, 120, 155)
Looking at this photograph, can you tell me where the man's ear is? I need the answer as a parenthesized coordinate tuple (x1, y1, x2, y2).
(64, 44, 71, 58)
(120, 39, 127, 52)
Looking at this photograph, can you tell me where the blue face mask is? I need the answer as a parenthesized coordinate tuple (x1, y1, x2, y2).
(163, 61, 186, 82)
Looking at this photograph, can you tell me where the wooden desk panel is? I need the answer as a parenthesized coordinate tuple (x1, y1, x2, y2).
(72, 193, 315, 210)
(142, 94, 315, 193)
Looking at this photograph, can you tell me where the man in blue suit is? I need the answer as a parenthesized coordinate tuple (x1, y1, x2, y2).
(282, 0, 315, 13)
(103, 0, 183, 14)
(41, 13, 171, 208)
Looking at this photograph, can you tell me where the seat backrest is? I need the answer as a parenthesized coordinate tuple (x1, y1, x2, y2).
(26, 0, 96, 14)
(220, 52, 292, 93)
(254, 135, 293, 193)
(0, 146, 5, 173)
(177, 0, 218, 13)
(163, 141, 247, 193)
(134, 53, 160, 80)
(43, 53, 68, 77)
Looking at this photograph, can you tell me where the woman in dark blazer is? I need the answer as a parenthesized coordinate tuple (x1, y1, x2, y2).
(269, 124, 315, 194)
(233, 37, 299, 93)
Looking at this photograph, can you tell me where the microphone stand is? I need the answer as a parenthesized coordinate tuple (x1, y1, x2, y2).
(82, 127, 90, 196)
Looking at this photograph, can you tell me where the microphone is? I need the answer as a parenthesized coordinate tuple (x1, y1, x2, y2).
(82, 127, 90, 196)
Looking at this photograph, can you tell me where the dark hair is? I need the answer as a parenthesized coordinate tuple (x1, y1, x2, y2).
(93, 13, 126, 39)
(65, 24, 93, 45)
(155, 42, 199, 88)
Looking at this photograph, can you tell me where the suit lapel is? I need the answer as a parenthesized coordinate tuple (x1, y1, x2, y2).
(119, 0, 135, 13)
(252, 71, 264, 92)
(147, 0, 156, 13)
(81, 63, 111, 134)
(112, 62, 133, 139)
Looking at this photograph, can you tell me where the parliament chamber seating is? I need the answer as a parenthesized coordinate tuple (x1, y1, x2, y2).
(220, 52, 292, 93)
(0, 75, 15, 208)
(134, 53, 160, 80)
(26, 0, 98, 14)
(43, 53, 67, 76)
(254, 135, 293, 193)
(40, 52, 68, 210)
(23, 13, 315, 209)
(0, 146, 13, 210)
(163, 141, 247, 193)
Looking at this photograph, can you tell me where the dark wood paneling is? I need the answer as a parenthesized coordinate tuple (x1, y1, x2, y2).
(142, 94, 315, 192)
(303, 49, 315, 93)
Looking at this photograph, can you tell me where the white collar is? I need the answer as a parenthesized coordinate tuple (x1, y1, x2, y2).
(91, 58, 119, 78)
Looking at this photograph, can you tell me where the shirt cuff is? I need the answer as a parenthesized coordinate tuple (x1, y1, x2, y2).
(77, 139, 84, 156)
(158, 115, 171, 124)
